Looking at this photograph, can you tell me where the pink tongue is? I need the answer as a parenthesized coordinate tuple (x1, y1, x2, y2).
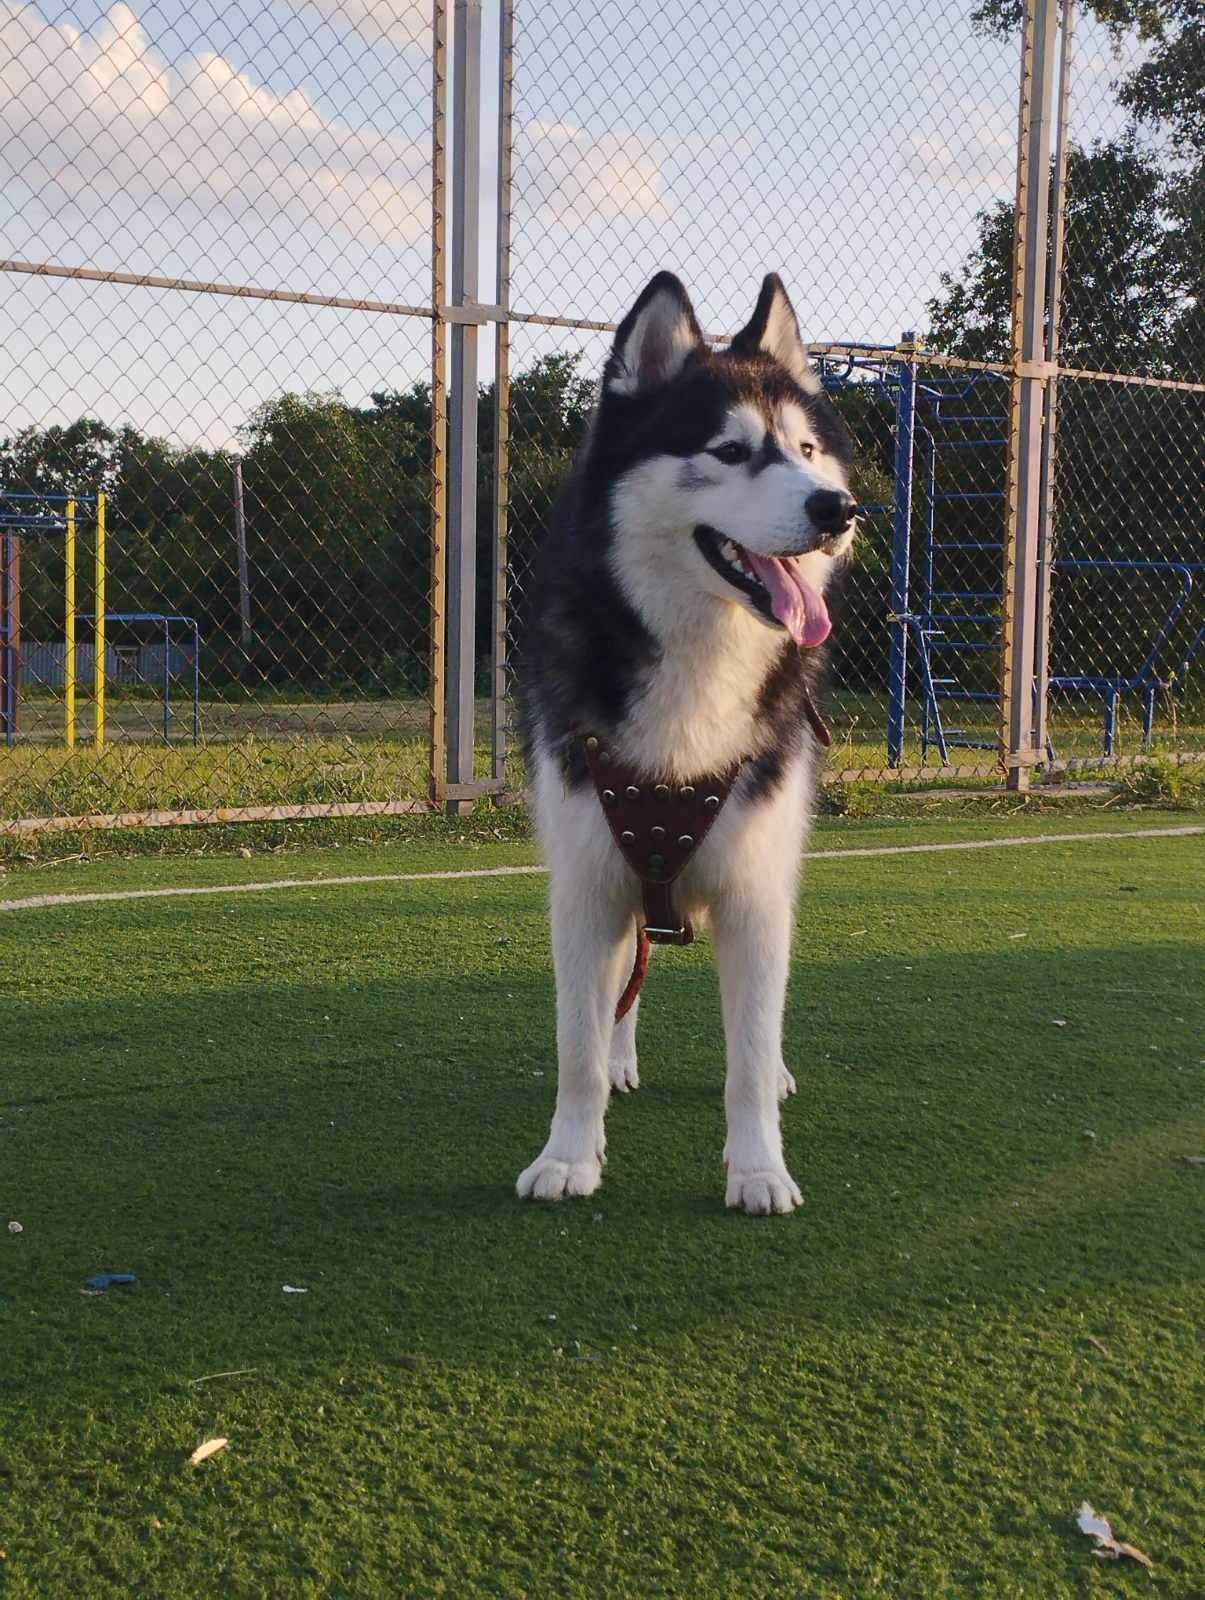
(744, 554, 831, 647)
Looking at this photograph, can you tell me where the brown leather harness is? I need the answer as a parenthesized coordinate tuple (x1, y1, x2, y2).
(580, 687, 831, 1022)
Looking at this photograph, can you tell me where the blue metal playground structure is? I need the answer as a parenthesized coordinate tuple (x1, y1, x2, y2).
(0, 491, 202, 748)
(818, 341, 1204, 765)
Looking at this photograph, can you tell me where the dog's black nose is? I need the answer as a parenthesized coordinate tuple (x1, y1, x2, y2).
(806, 489, 857, 534)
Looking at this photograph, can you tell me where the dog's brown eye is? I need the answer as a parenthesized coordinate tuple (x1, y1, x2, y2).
(799, 441, 815, 459)
(711, 441, 751, 465)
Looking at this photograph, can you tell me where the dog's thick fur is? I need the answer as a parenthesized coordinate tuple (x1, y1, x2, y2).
(516, 272, 856, 1214)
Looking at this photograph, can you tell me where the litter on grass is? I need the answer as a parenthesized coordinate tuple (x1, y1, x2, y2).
(7, 1221, 22, 1233)
(1181, 1155, 1205, 1166)
(83, 1272, 137, 1290)
(282, 1284, 308, 1294)
(188, 1368, 257, 1386)
(1076, 1503, 1154, 1568)
(188, 1438, 229, 1466)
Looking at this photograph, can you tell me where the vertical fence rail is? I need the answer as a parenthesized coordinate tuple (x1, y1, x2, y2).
(446, 0, 483, 806)
(429, 0, 450, 805)
(1001, 0, 1060, 790)
(1033, 0, 1075, 760)
(491, 0, 515, 783)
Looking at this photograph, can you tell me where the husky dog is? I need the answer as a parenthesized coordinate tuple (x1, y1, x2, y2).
(516, 272, 856, 1215)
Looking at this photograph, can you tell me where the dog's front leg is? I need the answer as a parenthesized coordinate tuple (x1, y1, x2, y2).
(516, 890, 632, 1201)
(711, 889, 802, 1216)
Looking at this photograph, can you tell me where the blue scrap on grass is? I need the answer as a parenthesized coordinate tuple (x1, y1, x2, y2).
(83, 1273, 137, 1290)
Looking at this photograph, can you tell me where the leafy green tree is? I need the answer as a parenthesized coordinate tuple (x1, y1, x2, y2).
(926, 138, 1187, 374)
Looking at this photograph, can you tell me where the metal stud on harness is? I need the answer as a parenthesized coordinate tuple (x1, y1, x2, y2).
(581, 688, 831, 1022)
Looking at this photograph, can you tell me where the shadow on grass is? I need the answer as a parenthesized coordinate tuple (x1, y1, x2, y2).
(4, 940, 1202, 1390)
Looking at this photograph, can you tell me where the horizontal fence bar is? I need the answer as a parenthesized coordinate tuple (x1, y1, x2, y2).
(1053, 364, 1205, 395)
(7, 749, 1201, 838)
(6, 261, 1201, 396)
(1, 259, 435, 321)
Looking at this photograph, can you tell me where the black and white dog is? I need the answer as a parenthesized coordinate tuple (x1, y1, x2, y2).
(517, 272, 856, 1215)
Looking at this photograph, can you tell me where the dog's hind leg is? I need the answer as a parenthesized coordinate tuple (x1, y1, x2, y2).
(516, 890, 633, 1202)
(609, 999, 641, 1092)
(711, 887, 803, 1216)
(608, 936, 646, 1092)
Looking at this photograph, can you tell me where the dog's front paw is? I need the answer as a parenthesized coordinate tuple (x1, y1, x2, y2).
(516, 1151, 603, 1202)
(725, 1166, 803, 1216)
(608, 1051, 640, 1093)
(777, 1063, 797, 1100)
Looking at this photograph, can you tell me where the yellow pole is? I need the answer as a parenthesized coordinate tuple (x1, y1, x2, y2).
(64, 498, 76, 748)
(94, 492, 106, 748)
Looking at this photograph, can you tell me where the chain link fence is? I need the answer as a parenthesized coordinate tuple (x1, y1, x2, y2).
(2, 0, 1201, 833)
(1, 0, 447, 829)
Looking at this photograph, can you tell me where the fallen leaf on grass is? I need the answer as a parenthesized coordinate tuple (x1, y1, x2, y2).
(188, 1438, 229, 1466)
(1076, 1502, 1154, 1568)
(1085, 1336, 1113, 1358)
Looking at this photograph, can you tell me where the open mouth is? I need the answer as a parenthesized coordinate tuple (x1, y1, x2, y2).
(693, 525, 831, 648)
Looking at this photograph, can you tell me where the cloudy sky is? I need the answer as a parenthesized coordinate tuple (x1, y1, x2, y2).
(0, 0, 1132, 447)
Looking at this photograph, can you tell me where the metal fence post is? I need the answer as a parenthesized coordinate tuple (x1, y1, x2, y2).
(887, 336, 917, 767)
(445, 0, 483, 810)
(490, 0, 514, 784)
(429, 0, 449, 805)
(1001, 0, 1060, 790)
(1033, 0, 1075, 761)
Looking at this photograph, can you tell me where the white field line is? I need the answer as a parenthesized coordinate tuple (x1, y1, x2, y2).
(0, 826, 1200, 915)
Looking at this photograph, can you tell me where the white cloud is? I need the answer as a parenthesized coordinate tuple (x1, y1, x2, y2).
(517, 120, 673, 225)
(0, 2, 430, 244)
(903, 89, 1017, 195)
(289, 0, 430, 52)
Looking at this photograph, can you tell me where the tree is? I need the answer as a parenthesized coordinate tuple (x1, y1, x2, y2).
(926, 137, 1188, 375)
(959, 0, 1202, 382)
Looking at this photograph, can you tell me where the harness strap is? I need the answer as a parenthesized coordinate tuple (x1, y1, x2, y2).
(800, 686, 833, 749)
(582, 689, 830, 1023)
(581, 734, 741, 1017)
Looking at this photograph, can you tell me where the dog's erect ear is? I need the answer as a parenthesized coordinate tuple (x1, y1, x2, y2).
(729, 274, 821, 394)
(604, 272, 705, 396)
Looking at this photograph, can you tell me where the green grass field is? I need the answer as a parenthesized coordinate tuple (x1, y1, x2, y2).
(2, 815, 1203, 1596)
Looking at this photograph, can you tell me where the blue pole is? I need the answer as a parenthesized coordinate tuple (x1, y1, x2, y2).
(192, 621, 201, 744)
(162, 616, 171, 744)
(1, 530, 12, 747)
(888, 336, 917, 766)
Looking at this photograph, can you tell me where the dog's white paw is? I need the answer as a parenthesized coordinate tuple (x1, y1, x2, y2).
(777, 1064, 797, 1100)
(608, 1052, 640, 1093)
(516, 1152, 603, 1201)
(725, 1167, 803, 1216)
